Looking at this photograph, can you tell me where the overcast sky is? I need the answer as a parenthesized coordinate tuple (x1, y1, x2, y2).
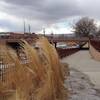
(0, 0, 100, 34)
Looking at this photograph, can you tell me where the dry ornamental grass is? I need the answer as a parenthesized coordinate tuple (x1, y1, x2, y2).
(0, 37, 68, 100)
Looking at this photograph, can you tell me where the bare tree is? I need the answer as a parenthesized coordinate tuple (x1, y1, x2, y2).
(74, 17, 96, 37)
(96, 27, 100, 37)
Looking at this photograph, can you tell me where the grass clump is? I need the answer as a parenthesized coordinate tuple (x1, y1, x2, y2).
(0, 37, 68, 100)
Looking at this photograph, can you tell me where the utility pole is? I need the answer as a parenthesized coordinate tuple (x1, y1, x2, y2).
(51, 30, 54, 38)
(28, 24, 31, 34)
(43, 28, 45, 36)
(24, 20, 26, 34)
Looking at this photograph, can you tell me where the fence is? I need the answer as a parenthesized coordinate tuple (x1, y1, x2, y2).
(57, 48, 79, 58)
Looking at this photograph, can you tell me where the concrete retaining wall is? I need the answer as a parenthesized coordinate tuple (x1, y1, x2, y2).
(89, 41, 100, 61)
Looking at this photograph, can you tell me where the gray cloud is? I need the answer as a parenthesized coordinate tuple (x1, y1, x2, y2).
(1, 0, 81, 20)
(0, 0, 100, 32)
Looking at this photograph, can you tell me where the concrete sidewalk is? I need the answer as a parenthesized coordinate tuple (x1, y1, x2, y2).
(61, 51, 100, 89)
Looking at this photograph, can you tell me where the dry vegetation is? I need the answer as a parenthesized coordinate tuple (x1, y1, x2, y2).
(0, 37, 68, 100)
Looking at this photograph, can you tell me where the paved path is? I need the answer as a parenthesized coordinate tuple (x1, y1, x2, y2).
(61, 51, 100, 89)
(65, 68, 100, 100)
